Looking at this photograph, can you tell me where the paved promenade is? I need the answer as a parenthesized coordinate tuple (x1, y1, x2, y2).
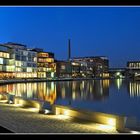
(0, 103, 118, 134)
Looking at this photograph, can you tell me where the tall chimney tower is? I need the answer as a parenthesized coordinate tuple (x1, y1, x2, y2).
(68, 39, 71, 61)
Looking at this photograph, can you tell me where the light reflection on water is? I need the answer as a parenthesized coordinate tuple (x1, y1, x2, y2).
(1, 79, 140, 120)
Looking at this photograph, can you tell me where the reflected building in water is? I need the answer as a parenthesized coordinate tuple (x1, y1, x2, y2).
(0, 82, 56, 104)
(128, 81, 140, 97)
(0, 80, 110, 104)
(56, 80, 109, 102)
(93, 80, 109, 101)
(109, 79, 123, 90)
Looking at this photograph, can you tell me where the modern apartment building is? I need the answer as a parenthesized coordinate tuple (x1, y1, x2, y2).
(35, 51, 56, 78)
(0, 43, 56, 79)
(3, 42, 38, 79)
(0, 45, 15, 79)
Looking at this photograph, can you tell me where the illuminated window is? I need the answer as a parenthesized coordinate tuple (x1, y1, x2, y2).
(15, 61, 22, 66)
(0, 65, 2, 71)
(6, 66, 15, 72)
(38, 58, 54, 63)
(16, 67, 22, 72)
(46, 58, 54, 63)
(34, 57, 37, 62)
(38, 53, 49, 57)
(27, 67, 33, 72)
(47, 68, 52, 71)
(61, 65, 65, 70)
(0, 52, 9, 58)
(0, 58, 3, 64)
(7, 59, 15, 65)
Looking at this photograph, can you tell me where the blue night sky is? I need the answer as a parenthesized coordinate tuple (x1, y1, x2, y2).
(0, 6, 140, 67)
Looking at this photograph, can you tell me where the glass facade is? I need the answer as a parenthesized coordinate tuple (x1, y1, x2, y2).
(71, 57, 109, 78)
(128, 62, 140, 69)
(37, 52, 56, 78)
(0, 44, 38, 79)
(0, 44, 57, 79)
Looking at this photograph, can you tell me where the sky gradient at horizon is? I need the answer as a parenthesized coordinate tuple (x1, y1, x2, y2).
(0, 6, 140, 67)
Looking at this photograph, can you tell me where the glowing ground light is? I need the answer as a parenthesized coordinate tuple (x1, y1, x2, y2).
(107, 118, 116, 126)
(0, 100, 8, 103)
(91, 124, 116, 132)
(26, 108, 39, 112)
(63, 110, 70, 116)
(130, 131, 140, 134)
(13, 104, 23, 107)
(9, 100, 13, 104)
(44, 109, 50, 114)
(54, 115, 71, 120)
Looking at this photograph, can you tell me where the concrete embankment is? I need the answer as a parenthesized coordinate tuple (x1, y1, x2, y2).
(0, 77, 116, 85)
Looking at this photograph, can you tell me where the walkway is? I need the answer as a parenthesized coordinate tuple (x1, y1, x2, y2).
(0, 103, 118, 134)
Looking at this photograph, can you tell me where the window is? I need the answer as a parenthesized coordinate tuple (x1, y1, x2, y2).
(15, 61, 22, 66)
(0, 46, 8, 52)
(0, 65, 2, 71)
(6, 66, 15, 72)
(23, 51, 28, 56)
(61, 65, 65, 70)
(38, 53, 49, 57)
(34, 57, 37, 62)
(0, 52, 9, 58)
(0, 58, 3, 64)
(27, 67, 33, 72)
(16, 67, 22, 72)
(16, 55, 20, 60)
(21, 56, 26, 61)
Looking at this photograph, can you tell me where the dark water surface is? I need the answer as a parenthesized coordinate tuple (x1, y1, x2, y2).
(0, 79, 140, 121)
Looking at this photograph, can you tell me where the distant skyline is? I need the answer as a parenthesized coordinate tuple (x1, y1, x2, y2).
(0, 6, 140, 67)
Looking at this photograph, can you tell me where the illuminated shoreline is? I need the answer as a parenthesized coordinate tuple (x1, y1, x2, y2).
(0, 77, 126, 85)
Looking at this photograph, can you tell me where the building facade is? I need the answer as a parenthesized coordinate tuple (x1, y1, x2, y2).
(126, 61, 140, 78)
(0, 45, 15, 79)
(71, 56, 109, 78)
(56, 61, 72, 78)
(37, 52, 56, 78)
(71, 61, 81, 77)
(3, 42, 38, 79)
(0, 43, 56, 79)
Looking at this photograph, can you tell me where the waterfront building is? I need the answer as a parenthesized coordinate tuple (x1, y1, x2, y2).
(126, 61, 140, 78)
(56, 60, 72, 78)
(0, 43, 56, 79)
(127, 61, 140, 69)
(71, 61, 81, 77)
(71, 56, 109, 78)
(0, 45, 15, 79)
(36, 51, 56, 78)
(3, 42, 38, 79)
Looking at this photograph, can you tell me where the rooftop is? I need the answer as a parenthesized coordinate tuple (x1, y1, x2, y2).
(72, 56, 108, 60)
(2, 42, 27, 50)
